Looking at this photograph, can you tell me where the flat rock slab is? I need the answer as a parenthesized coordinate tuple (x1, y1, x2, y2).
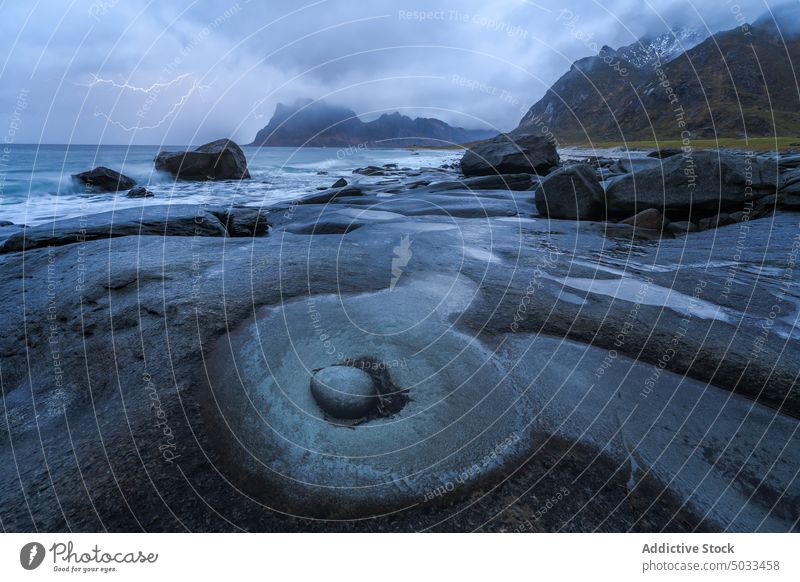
(0, 204, 271, 253)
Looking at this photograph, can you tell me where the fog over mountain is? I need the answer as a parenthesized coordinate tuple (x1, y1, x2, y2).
(0, 0, 790, 144)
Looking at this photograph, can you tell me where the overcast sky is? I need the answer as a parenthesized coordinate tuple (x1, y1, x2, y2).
(0, 0, 787, 145)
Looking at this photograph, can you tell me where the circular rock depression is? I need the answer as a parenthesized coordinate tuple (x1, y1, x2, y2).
(202, 274, 536, 518)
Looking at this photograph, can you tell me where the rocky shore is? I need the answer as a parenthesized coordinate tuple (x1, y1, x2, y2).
(1, 138, 798, 532)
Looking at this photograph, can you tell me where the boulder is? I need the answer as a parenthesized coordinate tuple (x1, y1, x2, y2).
(647, 148, 683, 159)
(155, 139, 250, 181)
(666, 220, 698, 235)
(620, 208, 668, 231)
(126, 186, 154, 198)
(698, 213, 735, 231)
(606, 152, 777, 217)
(331, 178, 348, 188)
(534, 163, 606, 220)
(73, 167, 135, 192)
(460, 133, 559, 177)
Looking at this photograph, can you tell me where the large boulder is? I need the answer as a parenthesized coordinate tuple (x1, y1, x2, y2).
(460, 133, 559, 177)
(155, 139, 251, 180)
(606, 151, 778, 217)
(534, 163, 606, 220)
(73, 167, 135, 192)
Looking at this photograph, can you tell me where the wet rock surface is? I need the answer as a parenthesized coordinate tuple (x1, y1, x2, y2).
(73, 166, 136, 192)
(155, 138, 251, 181)
(1, 157, 799, 532)
(460, 133, 559, 176)
(535, 163, 605, 220)
(126, 186, 154, 198)
(0, 205, 269, 253)
(606, 151, 777, 217)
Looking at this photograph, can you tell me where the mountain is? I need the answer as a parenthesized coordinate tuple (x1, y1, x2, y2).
(516, 9, 800, 143)
(249, 99, 497, 147)
(611, 26, 707, 70)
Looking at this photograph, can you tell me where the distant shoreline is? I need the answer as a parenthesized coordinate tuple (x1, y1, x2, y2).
(404, 136, 800, 153)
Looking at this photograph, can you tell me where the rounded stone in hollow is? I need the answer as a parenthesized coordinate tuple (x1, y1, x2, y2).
(310, 366, 378, 419)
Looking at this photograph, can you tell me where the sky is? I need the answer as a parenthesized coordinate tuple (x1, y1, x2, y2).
(0, 0, 789, 145)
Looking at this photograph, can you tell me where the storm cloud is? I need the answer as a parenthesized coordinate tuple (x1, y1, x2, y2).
(0, 0, 787, 145)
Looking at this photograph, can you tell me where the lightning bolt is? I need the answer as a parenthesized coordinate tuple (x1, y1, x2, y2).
(80, 73, 194, 93)
(87, 74, 211, 132)
(28, 545, 38, 566)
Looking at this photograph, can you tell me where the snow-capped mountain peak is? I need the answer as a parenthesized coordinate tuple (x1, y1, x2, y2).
(612, 26, 708, 69)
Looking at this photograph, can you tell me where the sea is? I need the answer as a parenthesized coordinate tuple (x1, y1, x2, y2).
(0, 144, 462, 225)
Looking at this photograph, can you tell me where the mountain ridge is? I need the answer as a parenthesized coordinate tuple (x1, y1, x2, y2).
(515, 8, 800, 143)
(249, 99, 497, 147)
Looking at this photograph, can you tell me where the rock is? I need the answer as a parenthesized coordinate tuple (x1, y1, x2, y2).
(155, 139, 251, 181)
(780, 167, 800, 186)
(126, 186, 154, 198)
(428, 173, 536, 192)
(209, 206, 270, 237)
(698, 213, 735, 231)
(613, 157, 665, 174)
(620, 208, 668, 231)
(606, 152, 777, 217)
(779, 193, 800, 209)
(353, 166, 386, 176)
(778, 153, 800, 169)
(781, 182, 800, 195)
(581, 155, 615, 168)
(0, 223, 23, 248)
(602, 223, 668, 241)
(73, 167, 135, 192)
(534, 164, 606, 220)
(331, 178, 348, 188)
(310, 366, 378, 419)
(647, 148, 683, 159)
(460, 133, 559, 177)
(608, 161, 628, 174)
(295, 185, 364, 205)
(755, 194, 779, 213)
(0, 220, 13, 227)
(284, 216, 365, 235)
(0, 205, 228, 253)
(666, 220, 698, 235)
